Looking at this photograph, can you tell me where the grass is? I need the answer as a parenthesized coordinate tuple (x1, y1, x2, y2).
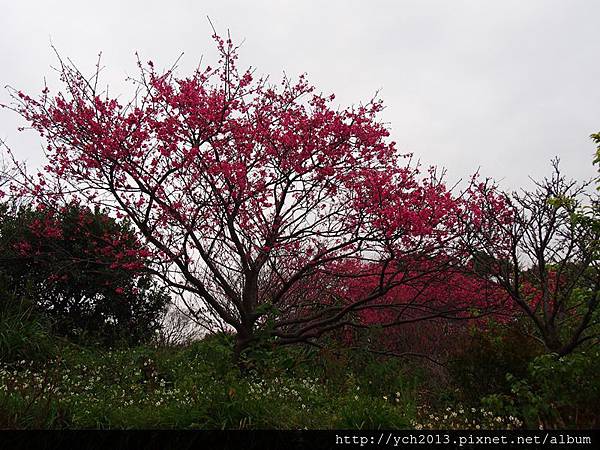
(1, 328, 597, 429)
(0, 335, 418, 429)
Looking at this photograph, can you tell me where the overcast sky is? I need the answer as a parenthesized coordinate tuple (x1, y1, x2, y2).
(1, 0, 599, 191)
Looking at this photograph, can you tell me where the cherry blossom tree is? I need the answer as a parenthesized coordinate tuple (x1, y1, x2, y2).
(4, 36, 501, 357)
(0, 153, 16, 199)
(299, 256, 513, 364)
(459, 161, 600, 355)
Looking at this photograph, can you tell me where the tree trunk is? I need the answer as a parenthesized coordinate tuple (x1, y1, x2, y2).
(543, 326, 564, 355)
(233, 326, 254, 372)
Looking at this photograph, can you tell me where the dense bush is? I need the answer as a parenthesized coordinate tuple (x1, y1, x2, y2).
(446, 323, 542, 403)
(481, 351, 600, 429)
(0, 204, 169, 346)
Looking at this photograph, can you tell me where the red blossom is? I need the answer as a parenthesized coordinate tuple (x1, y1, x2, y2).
(4, 34, 515, 349)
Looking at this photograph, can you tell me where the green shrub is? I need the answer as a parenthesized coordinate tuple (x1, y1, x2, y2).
(447, 324, 541, 403)
(0, 297, 55, 365)
(0, 204, 169, 347)
(481, 351, 600, 429)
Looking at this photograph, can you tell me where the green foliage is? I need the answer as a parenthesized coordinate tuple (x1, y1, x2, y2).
(0, 203, 169, 347)
(447, 324, 542, 403)
(481, 351, 600, 429)
(591, 131, 600, 180)
(0, 303, 55, 365)
(0, 275, 56, 364)
(0, 335, 418, 429)
(572, 132, 600, 239)
(335, 390, 410, 429)
(1, 326, 598, 430)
